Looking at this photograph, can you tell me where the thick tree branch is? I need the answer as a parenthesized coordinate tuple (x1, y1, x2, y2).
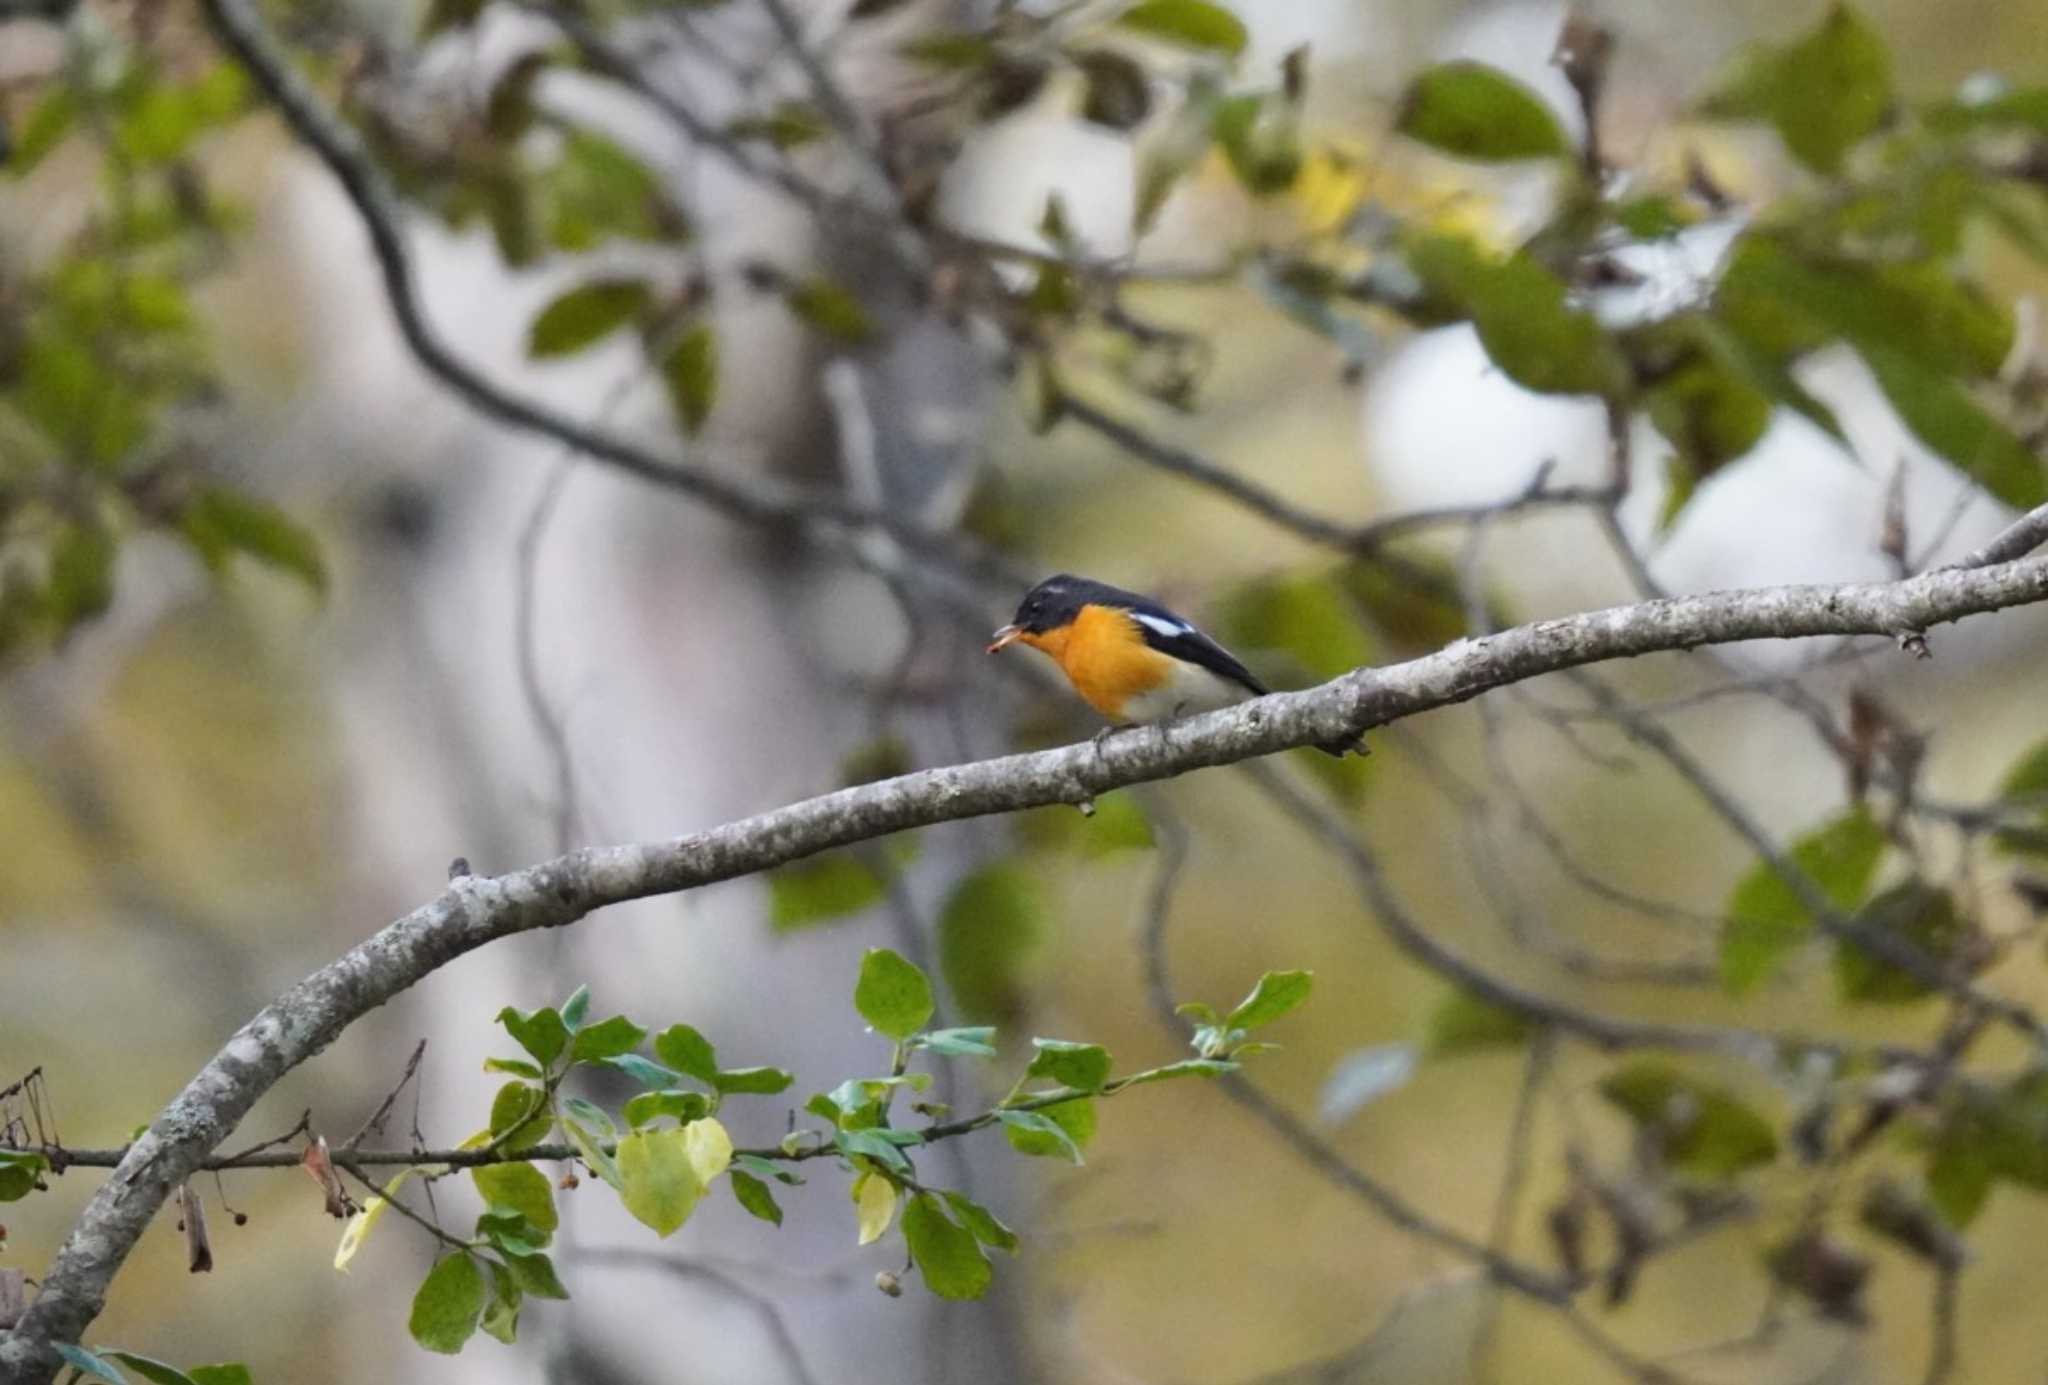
(6, 551, 2048, 1379)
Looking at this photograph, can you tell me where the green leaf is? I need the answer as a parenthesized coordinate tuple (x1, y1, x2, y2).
(526, 279, 653, 359)
(1225, 970, 1313, 1030)
(180, 488, 326, 594)
(1116, 0, 1248, 57)
(8, 86, 78, 176)
(1210, 93, 1301, 196)
(623, 1089, 710, 1128)
(1394, 61, 1570, 162)
(1421, 988, 1531, 1058)
(713, 1066, 794, 1095)
(476, 1202, 545, 1249)
(1833, 881, 1969, 1003)
(1863, 346, 2046, 511)
(943, 1191, 1019, 1252)
(902, 1192, 994, 1299)
(1026, 1039, 1112, 1093)
(1215, 571, 1376, 685)
(939, 863, 1048, 1023)
(1699, 4, 1891, 174)
(569, 1015, 648, 1064)
(730, 1169, 784, 1226)
(0, 1148, 46, 1201)
(559, 985, 591, 1031)
(785, 277, 874, 343)
(1599, 1061, 1779, 1179)
(655, 323, 719, 437)
(727, 101, 829, 149)
(734, 1152, 804, 1185)
(99, 1354, 196, 1385)
(617, 1128, 706, 1236)
(1931, 1069, 2048, 1219)
(487, 1082, 552, 1152)
(480, 1261, 521, 1345)
(483, 1056, 543, 1079)
(855, 947, 935, 1040)
(473, 1161, 558, 1239)
(496, 1006, 568, 1067)
(604, 1054, 683, 1089)
(1405, 234, 1629, 397)
(500, 1246, 570, 1300)
(52, 1345, 133, 1383)
(42, 521, 112, 635)
(769, 853, 887, 930)
(539, 131, 674, 251)
(1642, 354, 1772, 479)
(187, 1368, 254, 1385)
(561, 1099, 621, 1189)
(837, 1127, 915, 1175)
(913, 1026, 999, 1058)
(898, 32, 996, 70)
(1926, 1136, 1994, 1228)
(652, 1024, 721, 1085)
(1337, 557, 1473, 653)
(1720, 807, 1886, 994)
(1017, 791, 1154, 856)
(409, 1253, 487, 1354)
(1715, 236, 2014, 381)
(1000, 1103, 1092, 1163)
(1692, 314, 1847, 447)
(1994, 738, 2048, 859)
(1118, 1057, 1237, 1086)
(1927, 84, 2048, 134)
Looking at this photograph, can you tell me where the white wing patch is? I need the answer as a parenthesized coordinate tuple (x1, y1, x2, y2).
(1131, 611, 1195, 639)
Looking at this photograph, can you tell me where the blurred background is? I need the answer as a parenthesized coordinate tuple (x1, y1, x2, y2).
(4, 1, 2048, 1382)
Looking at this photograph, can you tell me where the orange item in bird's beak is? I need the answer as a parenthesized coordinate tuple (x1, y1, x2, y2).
(986, 624, 1022, 654)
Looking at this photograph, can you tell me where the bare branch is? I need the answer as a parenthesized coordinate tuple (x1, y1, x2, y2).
(1946, 499, 2048, 570)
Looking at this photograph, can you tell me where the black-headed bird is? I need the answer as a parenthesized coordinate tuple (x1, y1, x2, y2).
(986, 574, 1362, 757)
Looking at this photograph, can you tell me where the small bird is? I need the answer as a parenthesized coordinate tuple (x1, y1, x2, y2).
(986, 574, 1361, 757)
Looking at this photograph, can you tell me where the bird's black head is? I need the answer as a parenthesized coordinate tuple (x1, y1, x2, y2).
(987, 573, 1111, 652)
(1007, 573, 1093, 635)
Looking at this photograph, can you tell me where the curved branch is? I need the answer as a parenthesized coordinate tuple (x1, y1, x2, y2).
(5, 551, 2048, 1379)
(192, 0, 1019, 592)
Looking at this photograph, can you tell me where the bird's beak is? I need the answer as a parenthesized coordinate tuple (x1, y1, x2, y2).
(986, 624, 1022, 654)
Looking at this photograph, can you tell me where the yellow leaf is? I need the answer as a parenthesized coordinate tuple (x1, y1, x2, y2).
(335, 1166, 429, 1272)
(684, 1117, 733, 1185)
(851, 1168, 898, 1246)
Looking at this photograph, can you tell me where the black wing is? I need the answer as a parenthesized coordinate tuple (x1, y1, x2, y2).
(1121, 606, 1268, 698)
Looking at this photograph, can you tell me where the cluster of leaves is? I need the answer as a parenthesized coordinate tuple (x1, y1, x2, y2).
(360, 955, 1304, 1354)
(937, 2, 2045, 529)
(393, 3, 893, 444)
(0, 32, 324, 660)
(1295, 4, 2045, 523)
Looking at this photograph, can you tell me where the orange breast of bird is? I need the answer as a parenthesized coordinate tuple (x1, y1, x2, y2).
(1020, 603, 1173, 721)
